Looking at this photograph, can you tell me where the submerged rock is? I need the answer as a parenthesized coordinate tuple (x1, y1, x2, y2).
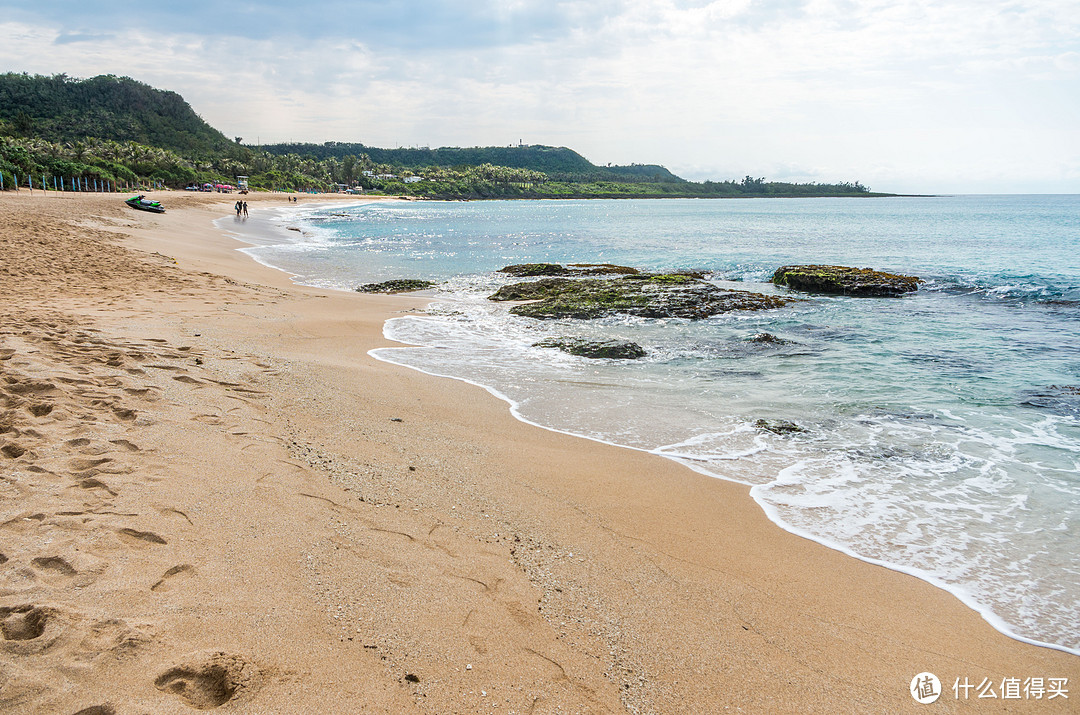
(498, 263, 640, 277)
(748, 332, 794, 345)
(772, 265, 921, 297)
(356, 279, 437, 294)
(1019, 385, 1080, 416)
(534, 338, 646, 360)
(491, 274, 794, 320)
(754, 419, 807, 435)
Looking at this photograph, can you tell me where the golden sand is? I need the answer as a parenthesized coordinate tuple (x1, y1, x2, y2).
(0, 191, 1075, 713)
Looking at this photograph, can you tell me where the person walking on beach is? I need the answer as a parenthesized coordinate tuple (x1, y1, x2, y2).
(242, 201, 248, 216)
(235, 200, 242, 215)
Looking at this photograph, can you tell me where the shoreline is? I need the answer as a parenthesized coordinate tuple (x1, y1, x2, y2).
(1, 190, 1075, 712)
(371, 335, 1080, 659)
(257, 195, 1079, 658)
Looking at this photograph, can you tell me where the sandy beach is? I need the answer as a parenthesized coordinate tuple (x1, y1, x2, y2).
(0, 190, 1075, 713)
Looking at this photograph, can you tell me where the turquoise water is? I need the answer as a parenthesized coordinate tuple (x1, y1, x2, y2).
(223, 196, 1080, 654)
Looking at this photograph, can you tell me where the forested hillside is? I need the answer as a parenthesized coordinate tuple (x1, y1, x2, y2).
(259, 142, 682, 183)
(0, 73, 882, 198)
(0, 73, 237, 156)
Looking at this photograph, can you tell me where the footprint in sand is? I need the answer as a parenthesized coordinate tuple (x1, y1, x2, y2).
(30, 556, 77, 576)
(117, 528, 167, 545)
(155, 652, 254, 709)
(1, 513, 47, 533)
(108, 439, 140, 452)
(78, 618, 152, 660)
(28, 402, 53, 417)
(151, 564, 195, 592)
(112, 407, 137, 422)
(0, 605, 62, 654)
(160, 507, 194, 525)
(0, 606, 49, 640)
(76, 477, 117, 496)
(68, 457, 112, 471)
(5, 379, 57, 396)
(1, 442, 28, 459)
(72, 706, 116, 715)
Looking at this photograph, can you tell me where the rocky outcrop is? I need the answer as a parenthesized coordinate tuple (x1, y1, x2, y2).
(533, 338, 647, 360)
(748, 332, 794, 345)
(489, 278, 577, 302)
(491, 274, 794, 320)
(356, 279, 437, 294)
(754, 419, 807, 435)
(772, 265, 921, 297)
(498, 263, 640, 277)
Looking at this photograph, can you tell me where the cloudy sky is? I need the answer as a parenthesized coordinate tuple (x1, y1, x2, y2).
(2, 1, 1078, 192)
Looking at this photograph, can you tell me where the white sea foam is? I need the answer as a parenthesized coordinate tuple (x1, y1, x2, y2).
(373, 282, 1080, 656)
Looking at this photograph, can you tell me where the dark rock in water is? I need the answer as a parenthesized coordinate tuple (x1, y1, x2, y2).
(492, 274, 795, 320)
(1019, 385, 1080, 416)
(534, 337, 646, 360)
(748, 332, 794, 345)
(1037, 299, 1080, 308)
(498, 263, 640, 277)
(754, 419, 807, 435)
(489, 278, 577, 301)
(665, 268, 711, 280)
(356, 279, 437, 294)
(772, 265, 921, 297)
(567, 263, 641, 275)
(498, 263, 571, 277)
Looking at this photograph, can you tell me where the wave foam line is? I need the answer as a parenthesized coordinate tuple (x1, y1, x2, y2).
(370, 317, 1080, 658)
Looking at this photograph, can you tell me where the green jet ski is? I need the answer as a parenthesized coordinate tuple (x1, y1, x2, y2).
(125, 195, 165, 213)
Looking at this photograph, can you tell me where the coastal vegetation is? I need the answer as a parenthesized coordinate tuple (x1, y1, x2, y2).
(260, 141, 682, 183)
(1, 72, 886, 198)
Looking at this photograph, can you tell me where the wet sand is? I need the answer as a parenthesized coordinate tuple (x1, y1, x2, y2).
(0, 190, 1075, 713)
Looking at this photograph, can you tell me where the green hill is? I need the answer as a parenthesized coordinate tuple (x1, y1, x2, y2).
(258, 142, 684, 183)
(0, 72, 237, 157)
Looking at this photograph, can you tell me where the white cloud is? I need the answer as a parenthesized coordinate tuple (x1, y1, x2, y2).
(2, 0, 1079, 192)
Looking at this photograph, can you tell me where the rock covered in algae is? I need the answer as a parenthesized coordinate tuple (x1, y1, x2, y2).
(771, 265, 921, 297)
(356, 279, 437, 294)
(533, 337, 647, 360)
(489, 278, 577, 302)
(490, 273, 794, 320)
(498, 263, 640, 278)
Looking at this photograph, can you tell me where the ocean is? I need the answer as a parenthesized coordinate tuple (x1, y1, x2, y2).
(218, 195, 1080, 655)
